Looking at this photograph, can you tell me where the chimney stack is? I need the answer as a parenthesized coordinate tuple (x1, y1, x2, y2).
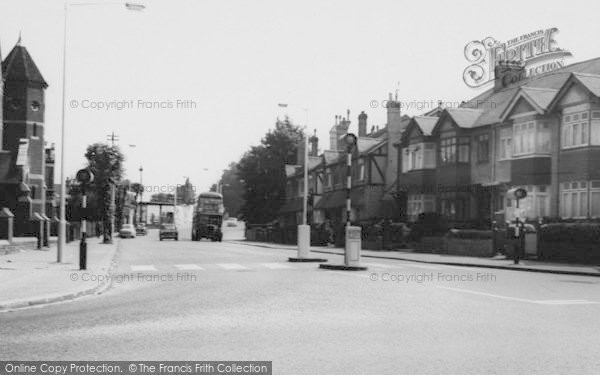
(309, 129, 319, 156)
(494, 60, 525, 92)
(358, 111, 368, 137)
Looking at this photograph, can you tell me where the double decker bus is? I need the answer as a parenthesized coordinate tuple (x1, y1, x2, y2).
(191, 192, 224, 242)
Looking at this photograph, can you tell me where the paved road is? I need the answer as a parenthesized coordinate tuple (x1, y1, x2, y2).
(1, 231, 599, 374)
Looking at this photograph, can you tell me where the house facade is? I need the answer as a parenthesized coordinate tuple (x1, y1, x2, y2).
(397, 59, 600, 225)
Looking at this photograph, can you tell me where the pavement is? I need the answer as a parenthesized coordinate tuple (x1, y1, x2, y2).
(1, 230, 599, 374)
(231, 241, 600, 277)
(0, 236, 119, 311)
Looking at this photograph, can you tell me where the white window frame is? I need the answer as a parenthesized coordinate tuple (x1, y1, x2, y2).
(499, 127, 512, 160)
(402, 143, 436, 172)
(562, 111, 590, 149)
(561, 180, 600, 218)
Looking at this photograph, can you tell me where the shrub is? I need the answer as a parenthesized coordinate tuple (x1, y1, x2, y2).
(538, 222, 600, 263)
(409, 212, 447, 241)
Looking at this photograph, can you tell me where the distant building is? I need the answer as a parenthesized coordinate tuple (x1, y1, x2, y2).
(0, 38, 56, 235)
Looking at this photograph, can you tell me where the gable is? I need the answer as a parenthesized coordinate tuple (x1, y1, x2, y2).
(508, 97, 537, 118)
(407, 123, 423, 139)
(558, 83, 590, 107)
(439, 118, 456, 133)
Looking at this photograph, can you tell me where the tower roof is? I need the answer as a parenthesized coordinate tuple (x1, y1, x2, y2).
(1, 42, 48, 88)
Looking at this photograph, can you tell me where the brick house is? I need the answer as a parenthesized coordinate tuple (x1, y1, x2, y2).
(397, 58, 600, 225)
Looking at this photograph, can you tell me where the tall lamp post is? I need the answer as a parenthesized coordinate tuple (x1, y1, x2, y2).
(57, 1, 146, 262)
(280, 104, 326, 263)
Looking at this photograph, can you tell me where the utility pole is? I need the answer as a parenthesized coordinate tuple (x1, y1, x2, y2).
(107, 132, 119, 147)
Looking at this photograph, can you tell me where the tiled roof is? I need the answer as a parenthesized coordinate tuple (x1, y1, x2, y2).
(572, 73, 600, 97)
(461, 57, 600, 127)
(413, 116, 438, 136)
(520, 87, 559, 109)
(2, 44, 47, 87)
(357, 137, 382, 154)
(445, 108, 484, 129)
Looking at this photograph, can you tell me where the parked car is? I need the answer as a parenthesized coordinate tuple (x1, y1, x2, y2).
(119, 224, 136, 238)
(135, 224, 147, 236)
(159, 224, 178, 241)
(226, 218, 238, 227)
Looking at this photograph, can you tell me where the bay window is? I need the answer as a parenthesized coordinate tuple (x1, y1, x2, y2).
(513, 120, 550, 156)
(476, 134, 489, 163)
(440, 137, 469, 165)
(562, 111, 592, 148)
(402, 143, 436, 172)
(561, 180, 600, 218)
(499, 127, 512, 160)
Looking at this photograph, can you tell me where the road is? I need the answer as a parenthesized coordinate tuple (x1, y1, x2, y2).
(1, 230, 599, 374)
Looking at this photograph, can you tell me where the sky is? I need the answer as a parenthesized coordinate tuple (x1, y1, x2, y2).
(2, 0, 600, 197)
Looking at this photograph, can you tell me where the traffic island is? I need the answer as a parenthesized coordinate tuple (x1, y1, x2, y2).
(319, 263, 367, 271)
(289, 257, 328, 263)
(318, 226, 367, 271)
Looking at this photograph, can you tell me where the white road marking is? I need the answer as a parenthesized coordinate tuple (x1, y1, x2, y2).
(217, 263, 251, 270)
(131, 265, 157, 272)
(261, 263, 293, 269)
(174, 264, 204, 271)
(436, 286, 600, 305)
(536, 300, 600, 305)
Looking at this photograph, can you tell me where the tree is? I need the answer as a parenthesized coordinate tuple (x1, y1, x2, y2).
(218, 162, 245, 218)
(237, 117, 302, 223)
(84, 143, 124, 244)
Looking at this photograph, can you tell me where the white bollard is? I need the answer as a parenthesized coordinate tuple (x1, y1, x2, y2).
(345, 226, 362, 267)
(297, 224, 310, 259)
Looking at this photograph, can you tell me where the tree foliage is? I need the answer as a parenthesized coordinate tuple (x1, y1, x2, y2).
(218, 162, 245, 218)
(237, 117, 302, 223)
(84, 143, 125, 243)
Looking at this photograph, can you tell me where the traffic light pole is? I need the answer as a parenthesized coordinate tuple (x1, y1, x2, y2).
(80, 184, 87, 270)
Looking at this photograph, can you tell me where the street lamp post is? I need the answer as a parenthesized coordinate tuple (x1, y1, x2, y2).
(57, 1, 146, 262)
(280, 104, 326, 263)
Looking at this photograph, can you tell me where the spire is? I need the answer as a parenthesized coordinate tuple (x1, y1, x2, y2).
(17, 31, 22, 46)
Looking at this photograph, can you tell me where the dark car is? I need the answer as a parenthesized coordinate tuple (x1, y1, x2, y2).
(135, 224, 147, 236)
(159, 224, 178, 241)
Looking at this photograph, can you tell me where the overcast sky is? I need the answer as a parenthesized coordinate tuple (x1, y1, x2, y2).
(2, 0, 599, 195)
